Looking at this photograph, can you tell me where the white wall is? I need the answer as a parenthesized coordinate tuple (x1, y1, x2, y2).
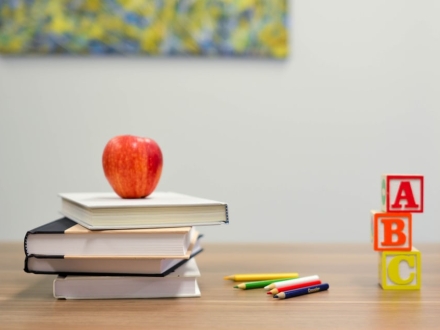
(1, 0, 440, 243)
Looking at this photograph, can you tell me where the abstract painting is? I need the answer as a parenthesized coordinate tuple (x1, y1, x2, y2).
(0, 0, 288, 58)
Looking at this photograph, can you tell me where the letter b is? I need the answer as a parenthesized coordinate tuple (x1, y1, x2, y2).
(371, 211, 412, 251)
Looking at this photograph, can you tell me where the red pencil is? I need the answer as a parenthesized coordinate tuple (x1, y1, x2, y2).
(267, 279, 322, 295)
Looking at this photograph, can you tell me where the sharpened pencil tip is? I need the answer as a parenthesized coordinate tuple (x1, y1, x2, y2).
(233, 285, 238, 288)
(224, 276, 232, 280)
(266, 291, 272, 294)
(274, 295, 279, 298)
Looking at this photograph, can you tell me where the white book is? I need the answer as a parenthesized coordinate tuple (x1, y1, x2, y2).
(25, 218, 199, 258)
(53, 258, 201, 300)
(59, 191, 229, 230)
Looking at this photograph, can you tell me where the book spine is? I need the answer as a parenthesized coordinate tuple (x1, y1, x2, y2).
(24, 255, 65, 274)
(23, 255, 29, 273)
(23, 231, 30, 256)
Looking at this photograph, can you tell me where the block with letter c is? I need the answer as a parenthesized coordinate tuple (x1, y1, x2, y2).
(378, 248, 421, 290)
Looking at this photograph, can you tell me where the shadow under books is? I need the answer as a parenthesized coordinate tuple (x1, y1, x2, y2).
(4, 276, 54, 302)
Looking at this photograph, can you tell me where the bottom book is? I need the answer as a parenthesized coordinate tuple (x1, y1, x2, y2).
(53, 258, 201, 300)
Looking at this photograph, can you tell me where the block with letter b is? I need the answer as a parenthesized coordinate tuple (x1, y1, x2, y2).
(371, 211, 412, 251)
(381, 174, 424, 213)
(378, 248, 421, 290)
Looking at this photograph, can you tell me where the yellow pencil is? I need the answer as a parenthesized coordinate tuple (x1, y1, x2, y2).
(224, 273, 299, 282)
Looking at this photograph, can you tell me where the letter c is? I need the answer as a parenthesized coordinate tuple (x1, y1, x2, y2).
(388, 255, 415, 285)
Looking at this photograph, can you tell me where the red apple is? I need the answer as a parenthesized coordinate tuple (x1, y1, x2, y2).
(102, 135, 163, 199)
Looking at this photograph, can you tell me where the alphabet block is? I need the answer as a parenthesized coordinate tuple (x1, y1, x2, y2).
(378, 248, 421, 290)
(371, 211, 412, 251)
(381, 174, 424, 213)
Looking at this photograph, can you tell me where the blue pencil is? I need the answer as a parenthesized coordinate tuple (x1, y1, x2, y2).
(274, 283, 329, 299)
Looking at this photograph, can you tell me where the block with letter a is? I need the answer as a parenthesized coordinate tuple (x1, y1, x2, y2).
(381, 174, 424, 213)
(371, 211, 412, 251)
(378, 248, 421, 290)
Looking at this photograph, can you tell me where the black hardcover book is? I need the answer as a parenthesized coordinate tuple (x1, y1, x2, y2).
(24, 218, 203, 276)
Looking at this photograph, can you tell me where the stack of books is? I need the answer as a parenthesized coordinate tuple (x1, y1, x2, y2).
(23, 192, 228, 299)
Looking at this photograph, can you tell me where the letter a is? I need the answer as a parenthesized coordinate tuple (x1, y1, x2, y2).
(391, 181, 419, 209)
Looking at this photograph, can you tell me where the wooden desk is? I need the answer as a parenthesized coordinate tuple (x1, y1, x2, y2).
(1, 242, 440, 329)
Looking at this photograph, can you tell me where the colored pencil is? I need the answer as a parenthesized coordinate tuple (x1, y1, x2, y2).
(224, 273, 299, 282)
(274, 283, 329, 299)
(234, 278, 298, 290)
(267, 279, 322, 295)
(264, 275, 320, 290)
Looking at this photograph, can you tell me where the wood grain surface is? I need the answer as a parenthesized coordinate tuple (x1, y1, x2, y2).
(1, 242, 440, 329)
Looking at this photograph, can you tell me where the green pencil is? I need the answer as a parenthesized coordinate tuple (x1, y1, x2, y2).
(233, 277, 298, 290)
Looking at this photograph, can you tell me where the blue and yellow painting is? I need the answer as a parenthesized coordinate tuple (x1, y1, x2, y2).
(0, 0, 288, 58)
